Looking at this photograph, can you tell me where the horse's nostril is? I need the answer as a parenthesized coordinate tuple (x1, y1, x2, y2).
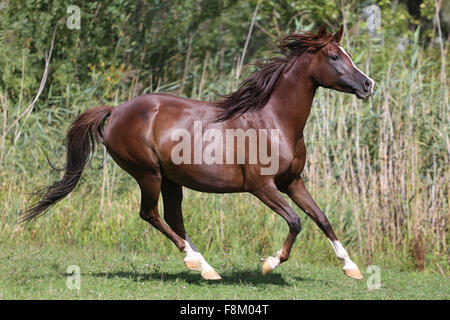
(363, 79, 371, 92)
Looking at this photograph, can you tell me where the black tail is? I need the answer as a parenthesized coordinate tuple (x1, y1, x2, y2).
(21, 105, 113, 223)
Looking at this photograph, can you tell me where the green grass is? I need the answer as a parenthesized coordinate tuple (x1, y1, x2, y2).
(1, 244, 448, 300)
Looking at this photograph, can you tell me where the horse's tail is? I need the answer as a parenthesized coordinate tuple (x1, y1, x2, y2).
(21, 105, 113, 223)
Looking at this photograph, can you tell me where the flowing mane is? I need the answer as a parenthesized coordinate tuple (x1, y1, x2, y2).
(215, 30, 335, 121)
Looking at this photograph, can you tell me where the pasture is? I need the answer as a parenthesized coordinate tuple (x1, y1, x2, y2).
(1, 244, 448, 300)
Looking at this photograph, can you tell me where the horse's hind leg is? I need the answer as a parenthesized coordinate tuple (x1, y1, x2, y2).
(137, 172, 186, 252)
(161, 177, 221, 280)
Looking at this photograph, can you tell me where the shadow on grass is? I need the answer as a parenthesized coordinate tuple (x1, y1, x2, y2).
(87, 269, 323, 286)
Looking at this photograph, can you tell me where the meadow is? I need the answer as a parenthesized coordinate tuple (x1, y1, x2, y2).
(1, 244, 448, 299)
(0, 1, 448, 300)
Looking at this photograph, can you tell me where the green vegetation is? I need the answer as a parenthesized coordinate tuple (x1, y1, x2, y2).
(1, 245, 448, 299)
(0, 0, 448, 299)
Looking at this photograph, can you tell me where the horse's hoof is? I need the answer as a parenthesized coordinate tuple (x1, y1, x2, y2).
(201, 270, 222, 280)
(184, 260, 202, 272)
(262, 256, 280, 276)
(262, 261, 273, 276)
(344, 268, 363, 280)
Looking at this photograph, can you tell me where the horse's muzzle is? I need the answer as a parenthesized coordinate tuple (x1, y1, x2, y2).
(355, 77, 375, 100)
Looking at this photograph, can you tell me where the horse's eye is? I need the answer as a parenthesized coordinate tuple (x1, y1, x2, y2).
(330, 55, 338, 61)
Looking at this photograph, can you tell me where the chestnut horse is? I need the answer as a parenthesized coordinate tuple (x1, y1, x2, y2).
(22, 26, 374, 280)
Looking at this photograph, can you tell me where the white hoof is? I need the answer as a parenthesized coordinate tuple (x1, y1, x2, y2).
(262, 255, 281, 276)
(183, 240, 219, 279)
(201, 270, 222, 280)
(344, 268, 363, 280)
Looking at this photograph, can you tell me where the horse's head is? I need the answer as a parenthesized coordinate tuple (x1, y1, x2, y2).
(308, 25, 375, 99)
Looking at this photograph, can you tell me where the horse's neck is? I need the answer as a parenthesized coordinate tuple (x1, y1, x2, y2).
(267, 56, 317, 140)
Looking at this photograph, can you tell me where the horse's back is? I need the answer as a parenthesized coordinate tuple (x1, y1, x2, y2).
(108, 93, 214, 121)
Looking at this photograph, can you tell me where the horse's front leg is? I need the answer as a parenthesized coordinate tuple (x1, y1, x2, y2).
(252, 181, 301, 275)
(286, 178, 363, 279)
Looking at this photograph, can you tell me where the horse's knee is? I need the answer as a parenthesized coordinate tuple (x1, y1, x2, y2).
(289, 215, 301, 234)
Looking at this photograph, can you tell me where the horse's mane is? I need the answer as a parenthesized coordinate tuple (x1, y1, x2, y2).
(215, 30, 335, 122)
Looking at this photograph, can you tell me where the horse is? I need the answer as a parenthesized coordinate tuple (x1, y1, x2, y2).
(22, 25, 374, 280)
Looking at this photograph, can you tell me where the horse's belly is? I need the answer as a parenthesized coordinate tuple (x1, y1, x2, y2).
(161, 162, 245, 193)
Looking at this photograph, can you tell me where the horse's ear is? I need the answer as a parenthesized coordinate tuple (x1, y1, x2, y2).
(317, 25, 327, 37)
(334, 25, 344, 43)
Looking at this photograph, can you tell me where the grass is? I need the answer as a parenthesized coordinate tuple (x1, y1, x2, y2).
(0, 244, 448, 300)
